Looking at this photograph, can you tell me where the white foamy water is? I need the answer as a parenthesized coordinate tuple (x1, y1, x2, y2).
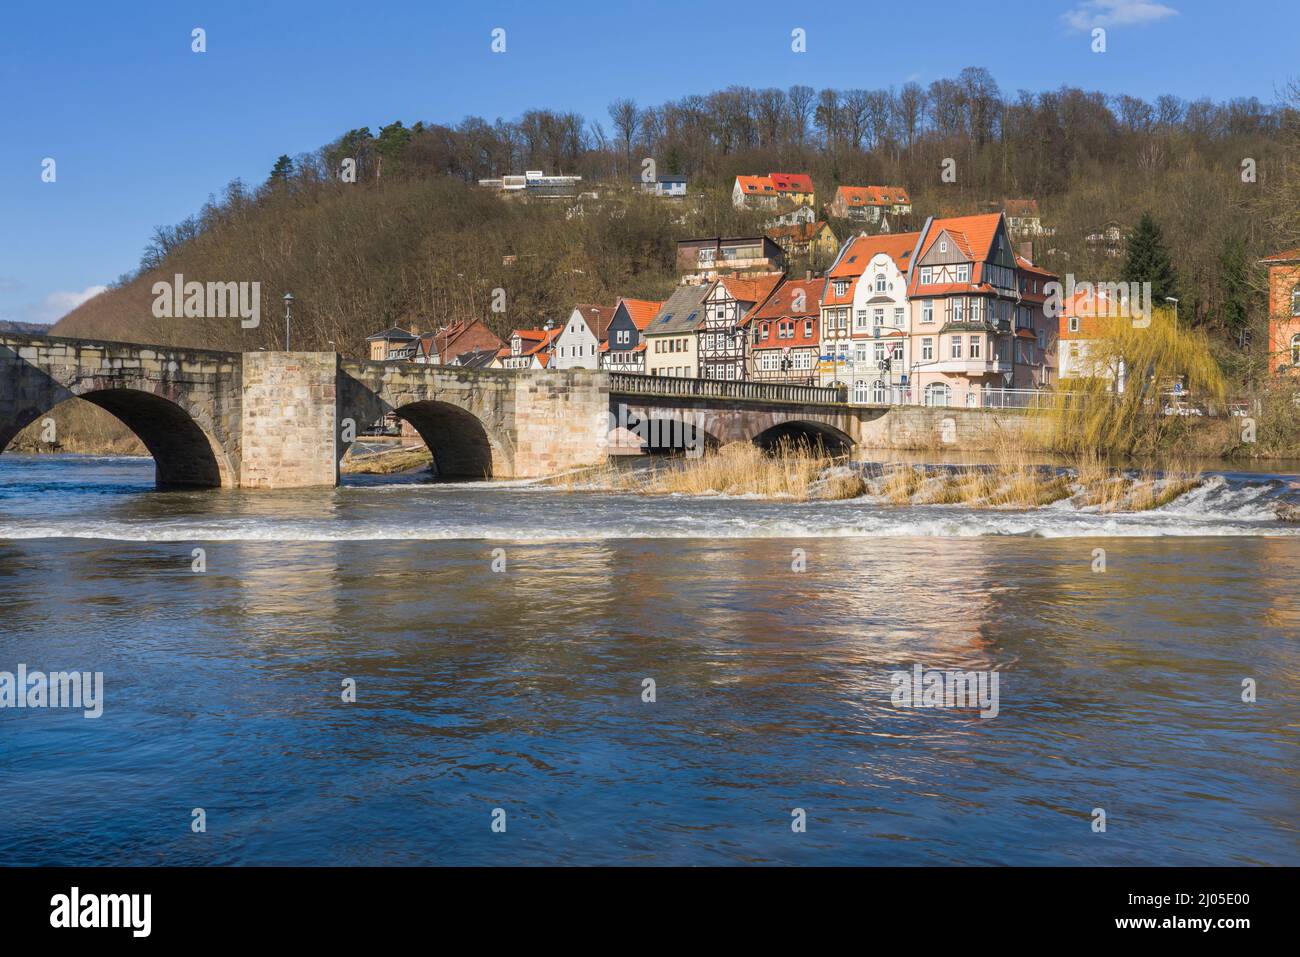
(1, 454, 1298, 542)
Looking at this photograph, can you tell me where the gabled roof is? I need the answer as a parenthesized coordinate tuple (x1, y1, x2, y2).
(767, 221, 833, 243)
(716, 273, 782, 308)
(615, 297, 665, 330)
(1261, 248, 1300, 264)
(453, 348, 498, 368)
(836, 185, 911, 207)
(643, 284, 710, 336)
(569, 304, 617, 340)
(769, 172, 814, 193)
(1003, 198, 1040, 218)
(828, 231, 920, 279)
(917, 213, 1004, 262)
(735, 175, 774, 194)
(750, 278, 822, 321)
(496, 327, 561, 358)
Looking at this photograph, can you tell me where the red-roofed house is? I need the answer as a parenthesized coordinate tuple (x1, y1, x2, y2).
(906, 213, 1058, 406)
(1262, 248, 1300, 372)
(748, 277, 822, 384)
(733, 172, 815, 210)
(494, 327, 562, 370)
(699, 273, 782, 380)
(829, 186, 913, 228)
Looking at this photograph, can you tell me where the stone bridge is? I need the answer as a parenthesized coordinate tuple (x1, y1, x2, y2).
(0, 335, 608, 488)
(1, 334, 1032, 489)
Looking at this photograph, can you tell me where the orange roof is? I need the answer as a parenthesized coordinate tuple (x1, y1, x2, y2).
(497, 327, 561, 358)
(1262, 248, 1300, 264)
(821, 273, 859, 307)
(769, 172, 813, 193)
(829, 231, 920, 279)
(918, 213, 1004, 262)
(1059, 287, 1136, 339)
(750, 278, 822, 321)
(736, 175, 773, 193)
(836, 185, 911, 207)
(767, 221, 831, 243)
(617, 297, 665, 330)
(717, 273, 782, 307)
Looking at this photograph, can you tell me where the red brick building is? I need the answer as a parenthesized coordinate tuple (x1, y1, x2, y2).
(1261, 249, 1300, 371)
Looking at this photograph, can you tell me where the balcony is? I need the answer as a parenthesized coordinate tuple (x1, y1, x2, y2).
(925, 358, 1007, 375)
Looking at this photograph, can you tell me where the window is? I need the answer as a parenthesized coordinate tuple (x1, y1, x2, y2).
(833, 280, 849, 297)
(804, 319, 813, 338)
(853, 380, 869, 403)
(955, 263, 970, 282)
(953, 299, 965, 323)
(1292, 334, 1300, 365)
(924, 383, 952, 406)
(856, 343, 869, 363)
(1293, 286, 1300, 316)
(969, 336, 981, 359)
(872, 379, 887, 403)
(1070, 343, 1081, 359)
(939, 241, 948, 254)
(950, 336, 963, 359)
(874, 342, 886, 363)
(922, 300, 934, 324)
(920, 267, 933, 285)
(875, 273, 887, 292)
(892, 343, 903, 361)
(894, 307, 905, 326)
(617, 330, 629, 344)
(1068, 316, 1079, 333)
(1036, 329, 1046, 351)
(921, 337, 934, 361)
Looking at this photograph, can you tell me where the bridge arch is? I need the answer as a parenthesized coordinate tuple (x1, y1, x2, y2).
(751, 419, 855, 455)
(390, 399, 504, 479)
(1, 386, 234, 488)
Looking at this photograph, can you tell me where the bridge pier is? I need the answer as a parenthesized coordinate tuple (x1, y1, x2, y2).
(239, 352, 339, 489)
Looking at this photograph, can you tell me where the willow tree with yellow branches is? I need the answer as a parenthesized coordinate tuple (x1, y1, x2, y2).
(1050, 306, 1225, 458)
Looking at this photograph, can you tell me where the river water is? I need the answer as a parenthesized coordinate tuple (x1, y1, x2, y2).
(1, 453, 1297, 865)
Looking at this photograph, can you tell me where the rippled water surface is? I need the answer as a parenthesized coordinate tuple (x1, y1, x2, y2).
(1, 454, 1297, 865)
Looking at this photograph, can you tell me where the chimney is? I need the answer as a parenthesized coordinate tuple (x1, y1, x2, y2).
(805, 269, 812, 281)
(1018, 242, 1034, 263)
(408, 320, 420, 336)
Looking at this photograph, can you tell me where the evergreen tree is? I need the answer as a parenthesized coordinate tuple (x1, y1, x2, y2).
(1122, 211, 1179, 304)
(268, 154, 294, 185)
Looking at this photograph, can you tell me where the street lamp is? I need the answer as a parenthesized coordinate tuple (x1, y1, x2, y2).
(283, 292, 294, 351)
(1164, 296, 1179, 330)
(543, 319, 555, 370)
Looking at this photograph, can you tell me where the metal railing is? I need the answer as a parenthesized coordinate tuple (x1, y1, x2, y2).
(608, 372, 845, 405)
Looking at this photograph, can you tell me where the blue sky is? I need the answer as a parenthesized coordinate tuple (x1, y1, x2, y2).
(1, 0, 1295, 326)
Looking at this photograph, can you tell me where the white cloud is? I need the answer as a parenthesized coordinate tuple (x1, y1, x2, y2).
(1062, 0, 1178, 31)
(28, 284, 109, 324)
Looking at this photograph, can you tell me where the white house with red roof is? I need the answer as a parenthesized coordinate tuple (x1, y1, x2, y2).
(732, 172, 815, 210)
(843, 232, 920, 404)
(493, 327, 562, 370)
(829, 186, 913, 228)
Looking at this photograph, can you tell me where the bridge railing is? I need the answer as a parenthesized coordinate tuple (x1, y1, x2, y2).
(608, 372, 846, 406)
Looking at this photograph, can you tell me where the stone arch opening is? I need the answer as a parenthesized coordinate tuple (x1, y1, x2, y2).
(638, 415, 722, 456)
(752, 420, 854, 456)
(392, 400, 498, 479)
(0, 389, 229, 489)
